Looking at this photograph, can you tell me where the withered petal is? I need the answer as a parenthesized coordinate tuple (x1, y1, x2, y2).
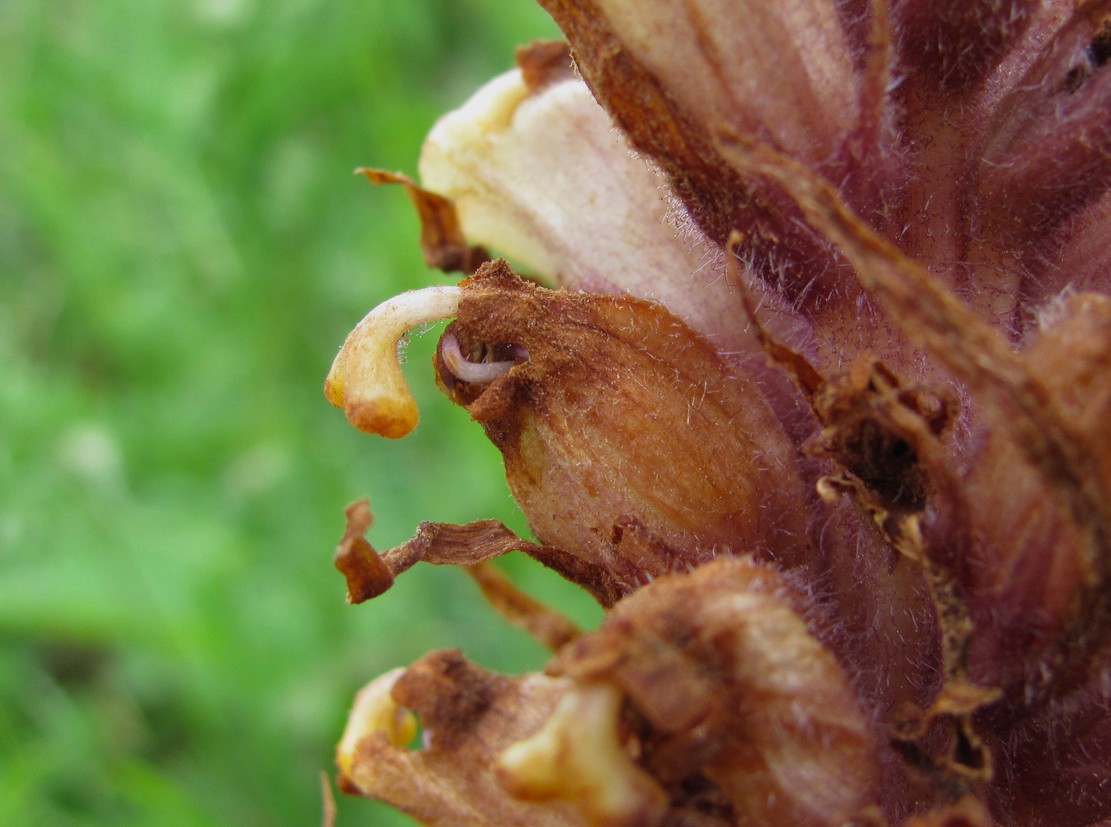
(328, 3, 1111, 824)
(338, 649, 582, 826)
(334, 499, 394, 603)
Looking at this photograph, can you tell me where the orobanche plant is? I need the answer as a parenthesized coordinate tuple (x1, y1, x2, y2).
(324, 2, 1111, 825)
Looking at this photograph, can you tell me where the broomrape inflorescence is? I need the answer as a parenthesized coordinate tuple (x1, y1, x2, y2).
(324, 2, 1111, 825)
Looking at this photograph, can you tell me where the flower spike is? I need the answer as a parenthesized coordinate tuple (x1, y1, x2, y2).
(327, 3, 1111, 824)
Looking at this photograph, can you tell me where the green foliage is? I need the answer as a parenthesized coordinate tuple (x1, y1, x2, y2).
(0, 2, 598, 824)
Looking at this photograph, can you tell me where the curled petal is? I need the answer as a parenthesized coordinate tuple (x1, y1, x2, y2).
(355, 168, 489, 273)
(333, 499, 394, 603)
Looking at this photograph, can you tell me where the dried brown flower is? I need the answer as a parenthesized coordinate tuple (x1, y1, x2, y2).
(325, 3, 1111, 825)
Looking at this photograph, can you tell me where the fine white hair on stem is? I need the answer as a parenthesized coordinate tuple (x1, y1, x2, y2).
(440, 330, 522, 385)
(324, 286, 463, 438)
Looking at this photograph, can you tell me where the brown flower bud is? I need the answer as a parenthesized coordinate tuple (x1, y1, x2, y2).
(436, 260, 811, 604)
(554, 558, 880, 826)
(336, 649, 578, 827)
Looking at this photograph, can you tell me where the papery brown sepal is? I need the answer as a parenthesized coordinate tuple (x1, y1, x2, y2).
(334, 498, 540, 604)
(357, 168, 489, 274)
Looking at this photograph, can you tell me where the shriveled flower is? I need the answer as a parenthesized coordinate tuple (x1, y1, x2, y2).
(325, 3, 1111, 826)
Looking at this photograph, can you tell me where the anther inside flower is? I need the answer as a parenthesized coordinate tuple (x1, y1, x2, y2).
(327, 5, 1111, 826)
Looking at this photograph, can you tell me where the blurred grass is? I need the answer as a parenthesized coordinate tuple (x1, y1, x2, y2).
(0, 1, 604, 824)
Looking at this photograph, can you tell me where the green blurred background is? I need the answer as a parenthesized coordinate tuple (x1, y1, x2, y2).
(0, 2, 602, 824)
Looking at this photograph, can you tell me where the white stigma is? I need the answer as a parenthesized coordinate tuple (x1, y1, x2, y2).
(439, 330, 521, 385)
